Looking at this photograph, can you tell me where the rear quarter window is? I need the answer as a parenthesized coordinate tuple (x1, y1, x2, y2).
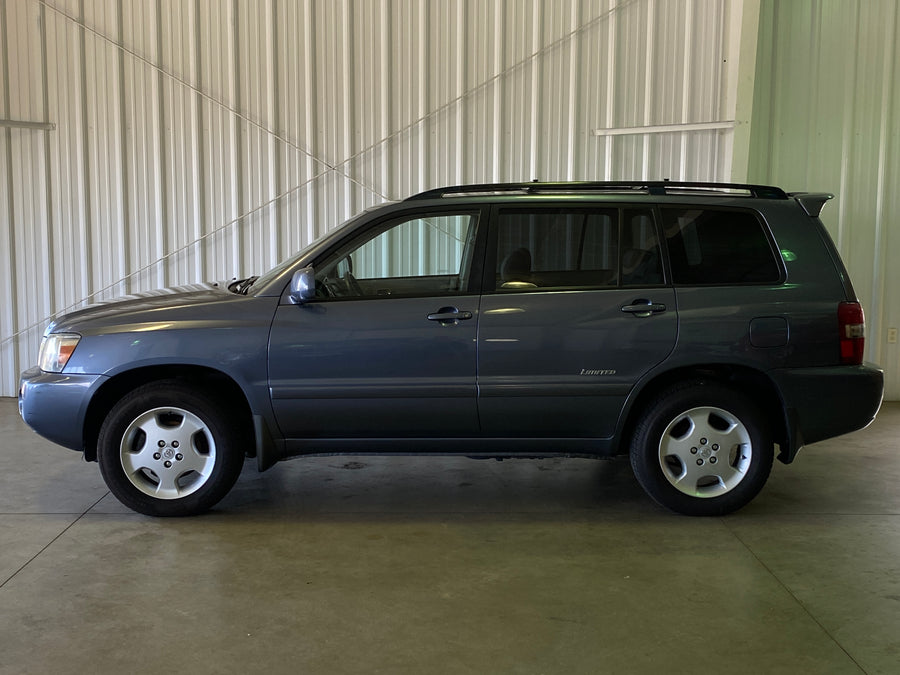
(661, 208, 781, 285)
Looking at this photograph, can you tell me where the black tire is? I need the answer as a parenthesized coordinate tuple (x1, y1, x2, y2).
(97, 381, 246, 516)
(630, 382, 773, 516)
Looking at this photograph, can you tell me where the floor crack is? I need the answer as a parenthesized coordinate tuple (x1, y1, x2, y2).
(722, 518, 869, 675)
(0, 493, 109, 589)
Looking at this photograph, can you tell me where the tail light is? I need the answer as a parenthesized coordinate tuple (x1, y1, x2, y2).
(838, 301, 865, 365)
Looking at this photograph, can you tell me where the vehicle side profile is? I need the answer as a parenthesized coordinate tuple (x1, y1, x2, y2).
(18, 181, 884, 516)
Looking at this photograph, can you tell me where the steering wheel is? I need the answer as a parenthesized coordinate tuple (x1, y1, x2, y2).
(343, 272, 363, 296)
(321, 273, 363, 298)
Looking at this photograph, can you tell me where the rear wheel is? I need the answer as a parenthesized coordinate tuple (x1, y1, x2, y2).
(630, 382, 773, 516)
(97, 381, 246, 516)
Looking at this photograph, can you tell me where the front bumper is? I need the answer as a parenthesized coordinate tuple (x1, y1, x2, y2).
(19, 366, 108, 452)
(771, 362, 884, 462)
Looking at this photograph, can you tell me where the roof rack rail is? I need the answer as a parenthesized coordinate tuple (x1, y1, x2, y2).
(406, 181, 789, 201)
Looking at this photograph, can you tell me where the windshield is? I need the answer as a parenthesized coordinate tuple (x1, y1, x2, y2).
(243, 255, 301, 293)
(242, 209, 377, 296)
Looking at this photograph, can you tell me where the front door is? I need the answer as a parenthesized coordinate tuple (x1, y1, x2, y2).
(268, 209, 484, 442)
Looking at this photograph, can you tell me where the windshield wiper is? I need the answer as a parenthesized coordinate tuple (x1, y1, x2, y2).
(237, 276, 259, 294)
(227, 276, 258, 294)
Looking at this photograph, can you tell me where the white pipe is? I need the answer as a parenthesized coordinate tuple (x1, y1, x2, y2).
(592, 121, 735, 136)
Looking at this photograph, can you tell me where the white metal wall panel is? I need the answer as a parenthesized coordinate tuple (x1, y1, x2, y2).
(1, 0, 746, 396)
(3, 0, 52, 392)
(749, 0, 900, 398)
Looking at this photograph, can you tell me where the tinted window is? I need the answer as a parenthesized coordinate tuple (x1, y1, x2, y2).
(661, 208, 780, 284)
(493, 208, 662, 291)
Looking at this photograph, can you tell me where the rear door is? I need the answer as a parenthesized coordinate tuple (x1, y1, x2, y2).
(476, 205, 677, 439)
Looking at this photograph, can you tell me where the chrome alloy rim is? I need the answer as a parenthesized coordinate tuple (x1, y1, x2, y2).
(119, 407, 216, 499)
(657, 406, 752, 498)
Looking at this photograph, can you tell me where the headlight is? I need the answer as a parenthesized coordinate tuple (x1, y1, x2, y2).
(39, 333, 81, 372)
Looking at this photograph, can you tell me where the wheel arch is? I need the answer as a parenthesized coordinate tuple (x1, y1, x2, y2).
(619, 364, 791, 463)
(82, 365, 255, 462)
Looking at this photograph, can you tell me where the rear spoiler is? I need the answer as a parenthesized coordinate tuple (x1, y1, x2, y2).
(789, 192, 834, 218)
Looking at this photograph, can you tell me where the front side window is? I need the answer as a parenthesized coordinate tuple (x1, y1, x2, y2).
(662, 208, 781, 285)
(492, 207, 663, 291)
(315, 212, 479, 299)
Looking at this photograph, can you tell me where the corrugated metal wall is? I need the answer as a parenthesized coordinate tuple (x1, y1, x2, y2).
(749, 0, 900, 398)
(2, 0, 748, 396)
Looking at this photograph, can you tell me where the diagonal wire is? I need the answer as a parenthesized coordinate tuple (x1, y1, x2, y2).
(3, 0, 631, 349)
(1, 166, 343, 347)
(331, 0, 635, 174)
(35, 0, 384, 198)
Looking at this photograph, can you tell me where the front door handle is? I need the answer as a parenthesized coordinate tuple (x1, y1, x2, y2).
(427, 307, 474, 325)
(621, 299, 667, 318)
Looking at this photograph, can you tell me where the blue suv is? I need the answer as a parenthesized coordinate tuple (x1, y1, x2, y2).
(19, 182, 884, 516)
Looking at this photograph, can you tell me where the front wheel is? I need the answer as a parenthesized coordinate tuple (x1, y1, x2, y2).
(630, 382, 774, 516)
(97, 381, 246, 516)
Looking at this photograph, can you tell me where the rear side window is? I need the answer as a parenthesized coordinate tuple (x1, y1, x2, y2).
(493, 208, 663, 291)
(661, 208, 781, 285)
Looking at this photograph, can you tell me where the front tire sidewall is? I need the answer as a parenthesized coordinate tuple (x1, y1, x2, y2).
(98, 383, 244, 517)
(630, 384, 773, 516)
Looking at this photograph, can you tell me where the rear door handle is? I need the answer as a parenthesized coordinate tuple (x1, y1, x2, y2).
(427, 307, 474, 324)
(621, 299, 667, 317)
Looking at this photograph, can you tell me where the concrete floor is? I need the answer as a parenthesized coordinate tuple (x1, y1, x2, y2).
(1, 398, 899, 674)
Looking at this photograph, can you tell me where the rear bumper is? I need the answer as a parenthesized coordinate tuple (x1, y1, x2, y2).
(771, 362, 883, 462)
(18, 366, 107, 452)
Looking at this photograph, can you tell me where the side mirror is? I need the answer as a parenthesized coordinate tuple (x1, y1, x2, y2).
(289, 265, 316, 304)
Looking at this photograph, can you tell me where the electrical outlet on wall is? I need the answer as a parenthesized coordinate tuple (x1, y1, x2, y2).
(888, 328, 898, 344)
